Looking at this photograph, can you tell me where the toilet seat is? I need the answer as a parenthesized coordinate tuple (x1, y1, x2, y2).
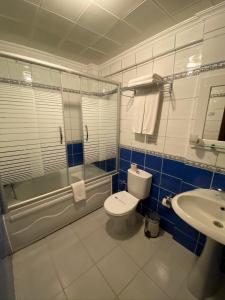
(104, 191, 139, 217)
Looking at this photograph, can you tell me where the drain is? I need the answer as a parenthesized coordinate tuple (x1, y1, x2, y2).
(220, 207, 225, 211)
(213, 220, 224, 228)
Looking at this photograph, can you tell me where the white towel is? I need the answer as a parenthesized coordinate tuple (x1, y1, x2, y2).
(132, 94, 145, 134)
(142, 91, 160, 135)
(128, 74, 163, 88)
(71, 180, 86, 203)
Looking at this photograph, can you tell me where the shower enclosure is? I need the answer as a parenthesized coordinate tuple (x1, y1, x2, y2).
(0, 53, 120, 213)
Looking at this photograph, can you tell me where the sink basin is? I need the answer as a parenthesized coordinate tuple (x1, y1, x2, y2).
(172, 188, 225, 300)
(172, 188, 225, 245)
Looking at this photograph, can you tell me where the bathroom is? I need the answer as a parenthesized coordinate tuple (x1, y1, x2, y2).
(1, 0, 225, 299)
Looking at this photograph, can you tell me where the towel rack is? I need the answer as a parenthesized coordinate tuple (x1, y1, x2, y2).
(121, 81, 173, 97)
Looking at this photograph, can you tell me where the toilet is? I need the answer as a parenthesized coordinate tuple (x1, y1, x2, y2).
(104, 168, 152, 234)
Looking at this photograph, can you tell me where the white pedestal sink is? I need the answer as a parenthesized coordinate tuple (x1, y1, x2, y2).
(172, 189, 225, 300)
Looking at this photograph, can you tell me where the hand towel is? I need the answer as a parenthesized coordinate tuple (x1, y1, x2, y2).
(132, 94, 146, 134)
(71, 180, 86, 203)
(142, 91, 160, 135)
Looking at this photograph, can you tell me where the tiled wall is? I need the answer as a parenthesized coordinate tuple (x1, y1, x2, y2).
(67, 142, 83, 168)
(99, 4, 225, 171)
(119, 146, 225, 255)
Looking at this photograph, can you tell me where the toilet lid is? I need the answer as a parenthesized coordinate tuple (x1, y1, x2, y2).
(104, 191, 139, 216)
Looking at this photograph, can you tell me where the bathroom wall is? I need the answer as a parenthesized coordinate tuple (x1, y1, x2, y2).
(99, 3, 225, 254)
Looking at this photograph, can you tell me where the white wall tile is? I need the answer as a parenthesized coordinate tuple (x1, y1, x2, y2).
(135, 43, 153, 64)
(202, 34, 225, 65)
(153, 35, 175, 57)
(111, 73, 122, 83)
(164, 137, 187, 157)
(145, 136, 165, 153)
(101, 66, 111, 77)
(175, 23, 204, 48)
(216, 153, 225, 168)
(168, 99, 194, 120)
(204, 11, 225, 33)
(173, 76, 199, 99)
(122, 68, 137, 87)
(136, 61, 153, 77)
(122, 54, 135, 69)
(174, 45, 202, 74)
(132, 133, 146, 149)
(153, 54, 174, 77)
(185, 145, 218, 165)
(120, 131, 132, 147)
(166, 119, 189, 138)
(111, 60, 122, 73)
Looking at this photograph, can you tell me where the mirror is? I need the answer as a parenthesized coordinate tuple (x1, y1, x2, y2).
(203, 85, 225, 141)
(193, 72, 225, 149)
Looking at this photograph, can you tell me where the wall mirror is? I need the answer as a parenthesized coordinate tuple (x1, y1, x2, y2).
(193, 72, 225, 149)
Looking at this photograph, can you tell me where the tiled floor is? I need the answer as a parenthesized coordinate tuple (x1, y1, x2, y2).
(13, 208, 199, 300)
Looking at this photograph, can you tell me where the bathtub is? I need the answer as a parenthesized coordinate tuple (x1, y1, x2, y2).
(5, 164, 107, 207)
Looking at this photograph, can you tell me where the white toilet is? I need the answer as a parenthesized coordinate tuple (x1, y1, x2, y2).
(104, 168, 152, 234)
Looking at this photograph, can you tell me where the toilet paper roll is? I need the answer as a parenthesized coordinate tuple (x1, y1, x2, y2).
(131, 163, 137, 172)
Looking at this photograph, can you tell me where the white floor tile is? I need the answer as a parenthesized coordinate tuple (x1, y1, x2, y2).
(45, 224, 79, 250)
(97, 247, 139, 294)
(49, 240, 94, 288)
(120, 228, 165, 267)
(119, 271, 170, 300)
(65, 266, 115, 300)
(175, 281, 198, 300)
(70, 213, 101, 239)
(82, 227, 117, 262)
(13, 240, 62, 300)
(143, 238, 190, 299)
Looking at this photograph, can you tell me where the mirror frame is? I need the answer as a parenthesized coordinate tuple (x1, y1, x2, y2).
(194, 72, 225, 150)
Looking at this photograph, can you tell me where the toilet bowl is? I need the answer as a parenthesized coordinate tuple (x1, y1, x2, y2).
(104, 168, 152, 235)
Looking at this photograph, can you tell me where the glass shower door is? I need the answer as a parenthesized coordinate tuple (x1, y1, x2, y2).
(0, 58, 68, 209)
(81, 78, 118, 180)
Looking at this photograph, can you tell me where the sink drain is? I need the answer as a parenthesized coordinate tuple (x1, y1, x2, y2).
(213, 220, 224, 228)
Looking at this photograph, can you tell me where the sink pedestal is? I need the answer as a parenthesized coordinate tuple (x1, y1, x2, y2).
(188, 237, 223, 300)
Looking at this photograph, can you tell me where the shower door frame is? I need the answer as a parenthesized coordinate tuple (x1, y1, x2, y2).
(0, 51, 121, 212)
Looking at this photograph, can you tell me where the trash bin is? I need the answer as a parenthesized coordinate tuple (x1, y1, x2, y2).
(144, 211, 160, 238)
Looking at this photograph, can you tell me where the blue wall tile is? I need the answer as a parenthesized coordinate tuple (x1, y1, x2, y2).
(181, 182, 197, 193)
(160, 174, 182, 194)
(150, 184, 159, 200)
(131, 151, 145, 166)
(67, 144, 73, 155)
(173, 228, 196, 253)
(211, 173, 225, 191)
(160, 217, 174, 236)
(119, 170, 127, 182)
(120, 159, 130, 172)
(73, 143, 83, 154)
(74, 153, 83, 166)
(145, 154, 162, 171)
(145, 167, 161, 185)
(112, 173, 118, 193)
(162, 158, 184, 178)
(120, 148, 131, 161)
(182, 165, 213, 188)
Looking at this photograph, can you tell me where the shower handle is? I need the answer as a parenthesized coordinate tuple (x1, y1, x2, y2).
(59, 126, 63, 144)
(85, 125, 89, 142)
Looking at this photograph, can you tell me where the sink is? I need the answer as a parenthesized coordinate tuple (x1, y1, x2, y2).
(172, 188, 225, 245)
(172, 189, 225, 300)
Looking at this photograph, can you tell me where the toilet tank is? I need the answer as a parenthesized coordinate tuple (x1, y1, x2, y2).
(128, 168, 152, 199)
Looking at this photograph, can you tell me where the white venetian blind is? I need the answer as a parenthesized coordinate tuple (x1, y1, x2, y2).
(0, 83, 44, 185)
(33, 88, 66, 174)
(82, 96, 117, 165)
(0, 82, 66, 185)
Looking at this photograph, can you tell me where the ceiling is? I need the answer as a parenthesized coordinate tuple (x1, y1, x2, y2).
(0, 0, 223, 64)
